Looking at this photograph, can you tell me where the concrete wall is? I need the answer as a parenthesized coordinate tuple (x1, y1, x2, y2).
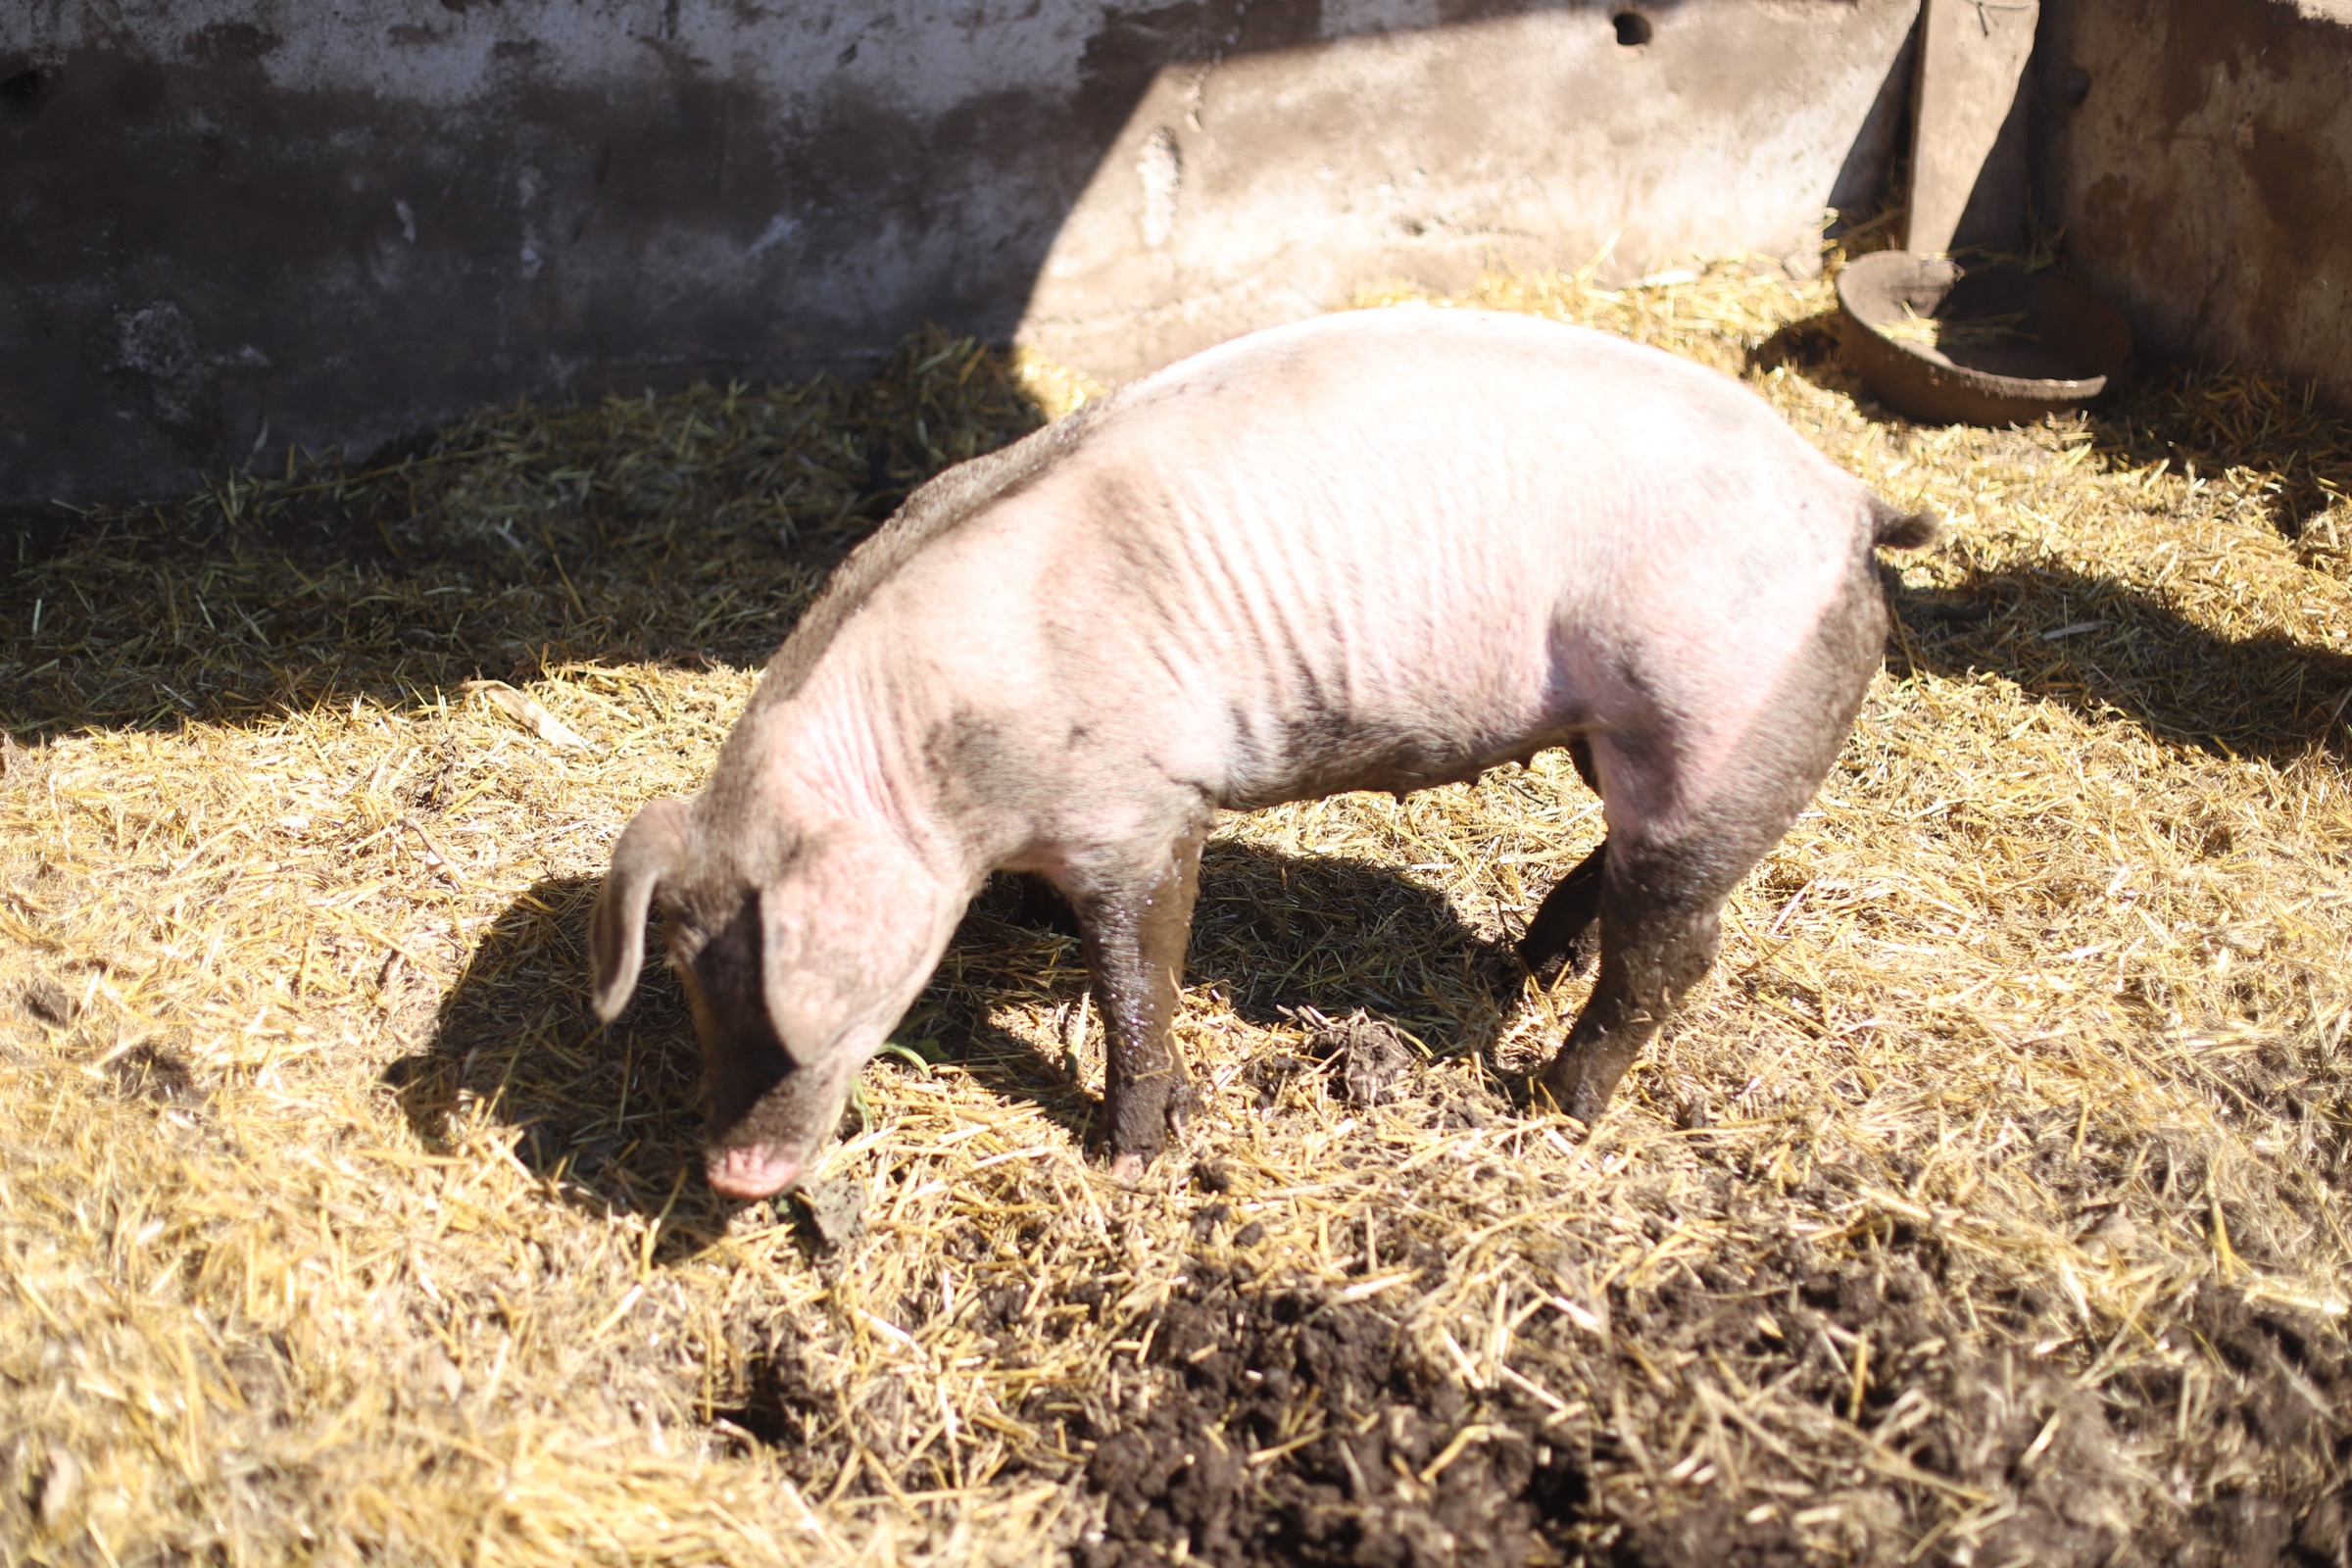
(1021, 1, 1922, 379)
(1, 0, 1920, 510)
(2035, 0, 2352, 409)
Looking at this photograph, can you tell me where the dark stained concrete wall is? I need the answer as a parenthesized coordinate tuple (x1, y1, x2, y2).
(2036, 0, 2352, 408)
(1, 0, 1920, 509)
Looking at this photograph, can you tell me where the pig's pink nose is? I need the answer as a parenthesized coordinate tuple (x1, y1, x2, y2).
(706, 1145, 802, 1200)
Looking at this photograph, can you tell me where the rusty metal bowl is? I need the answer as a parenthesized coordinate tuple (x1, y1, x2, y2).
(1836, 250, 2133, 425)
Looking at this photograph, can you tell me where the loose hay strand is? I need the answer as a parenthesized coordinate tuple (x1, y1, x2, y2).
(2, 273, 2348, 1567)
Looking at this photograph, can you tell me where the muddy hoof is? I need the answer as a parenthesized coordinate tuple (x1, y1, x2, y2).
(1538, 1058, 1614, 1126)
(1518, 927, 1599, 990)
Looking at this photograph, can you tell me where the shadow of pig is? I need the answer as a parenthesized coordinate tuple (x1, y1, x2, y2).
(386, 839, 1518, 1248)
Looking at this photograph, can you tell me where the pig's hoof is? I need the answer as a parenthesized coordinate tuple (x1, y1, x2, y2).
(1537, 1061, 1611, 1126)
(1563, 930, 1600, 979)
(1106, 1152, 1149, 1185)
(1482, 944, 1536, 996)
(1516, 931, 1597, 990)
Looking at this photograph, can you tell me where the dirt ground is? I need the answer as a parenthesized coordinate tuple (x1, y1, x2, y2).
(2, 270, 2348, 1567)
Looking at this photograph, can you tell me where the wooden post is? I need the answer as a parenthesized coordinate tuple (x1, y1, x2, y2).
(1907, 0, 2039, 256)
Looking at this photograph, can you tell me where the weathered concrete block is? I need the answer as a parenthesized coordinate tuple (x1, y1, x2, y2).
(1019, 0, 1926, 382)
(2037, 0, 2352, 411)
(0, 0, 1920, 509)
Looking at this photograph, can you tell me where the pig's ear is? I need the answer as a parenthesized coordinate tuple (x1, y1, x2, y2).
(590, 798, 690, 1022)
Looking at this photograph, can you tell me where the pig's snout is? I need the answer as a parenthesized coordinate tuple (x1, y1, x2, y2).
(706, 1143, 805, 1200)
(700, 1047, 858, 1201)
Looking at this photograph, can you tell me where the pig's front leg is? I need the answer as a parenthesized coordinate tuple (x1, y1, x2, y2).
(1069, 817, 1209, 1182)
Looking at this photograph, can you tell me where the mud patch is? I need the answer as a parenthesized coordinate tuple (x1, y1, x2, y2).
(19, 972, 75, 1027)
(108, 1041, 200, 1103)
(792, 1177, 870, 1253)
(1302, 1008, 1419, 1107)
(1071, 1269, 1577, 1568)
(1057, 1254, 2352, 1568)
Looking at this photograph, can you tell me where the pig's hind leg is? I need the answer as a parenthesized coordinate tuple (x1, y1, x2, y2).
(1064, 814, 1212, 1180)
(1540, 581, 1886, 1121)
(1518, 841, 1607, 985)
(1536, 820, 1764, 1121)
(1515, 739, 1609, 986)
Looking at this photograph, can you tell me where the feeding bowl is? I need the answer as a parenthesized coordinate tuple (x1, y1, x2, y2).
(1836, 249, 2133, 425)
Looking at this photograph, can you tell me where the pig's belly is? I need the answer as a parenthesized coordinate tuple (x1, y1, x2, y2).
(1201, 680, 1581, 813)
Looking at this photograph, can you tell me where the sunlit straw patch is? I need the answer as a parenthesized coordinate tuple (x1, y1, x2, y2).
(1, 280, 2345, 1565)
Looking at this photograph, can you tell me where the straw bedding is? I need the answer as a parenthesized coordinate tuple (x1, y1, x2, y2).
(2, 265, 2347, 1567)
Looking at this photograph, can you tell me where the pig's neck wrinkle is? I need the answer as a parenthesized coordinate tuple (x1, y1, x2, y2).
(716, 675, 968, 887)
(746, 403, 1108, 724)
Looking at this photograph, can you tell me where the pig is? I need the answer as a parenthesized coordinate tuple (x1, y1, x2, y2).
(588, 307, 1938, 1199)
